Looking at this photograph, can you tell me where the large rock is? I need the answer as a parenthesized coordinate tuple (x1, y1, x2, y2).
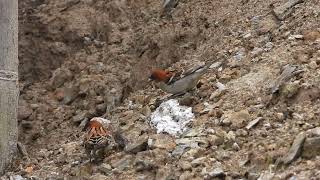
(226, 110, 251, 129)
(148, 134, 176, 151)
(125, 134, 149, 153)
(254, 15, 278, 35)
(18, 104, 33, 120)
(302, 137, 320, 159)
(272, 0, 304, 20)
(111, 155, 134, 171)
(49, 67, 73, 89)
(277, 132, 306, 165)
(62, 85, 79, 104)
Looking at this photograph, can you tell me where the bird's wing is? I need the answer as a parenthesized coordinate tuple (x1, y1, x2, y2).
(182, 64, 206, 76)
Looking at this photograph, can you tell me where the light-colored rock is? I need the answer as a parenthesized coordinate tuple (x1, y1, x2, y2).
(89, 173, 109, 180)
(18, 104, 33, 120)
(140, 105, 151, 117)
(148, 134, 176, 151)
(155, 166, 175, 180)
(272, 0, 304, 20)
(9, 175, 25, 180)
(258, 171, 274, 180)
(208, 135, 224, 146)
(277, 132, 306, 164)
(228, 109, 250, 129)
(246, 117, 263, 130)
(303, 30, 320, 41)
(235, 129, 248, 137)
(191, 157, 206, 167)
(98, 163, 112, 175)
(62, 142, 79, 156)
(302, 137, 320, 159)
(179, 161, 192, 171)
(76, 163, 94, 178)
(73, 110, 88, 123)
(50, 67, 73, 89)
(208, 167, 225, 178)
(111, 155, 134, 171)
(179, 171, 194, 180)
(134, 158, 157, 172)
(63, 85, 79, 104)
(306, 127, 320, 137)
(255, 15, 278, 35)
(125, 134, 149, 153)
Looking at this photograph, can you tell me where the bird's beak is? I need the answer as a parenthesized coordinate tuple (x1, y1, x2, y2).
(148, 76, 154, 82)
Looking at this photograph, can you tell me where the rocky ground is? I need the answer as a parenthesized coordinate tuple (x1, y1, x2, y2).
(2, 0, 320, 179)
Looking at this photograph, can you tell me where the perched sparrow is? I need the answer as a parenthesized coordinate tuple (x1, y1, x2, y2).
(83, 117, 113, 162)
(149, 63, 210, 95)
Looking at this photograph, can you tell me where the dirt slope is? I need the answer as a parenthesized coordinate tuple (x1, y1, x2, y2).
(2, 0, 320, 179)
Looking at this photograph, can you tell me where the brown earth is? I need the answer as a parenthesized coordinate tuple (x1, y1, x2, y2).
(2, 0, 320, 179)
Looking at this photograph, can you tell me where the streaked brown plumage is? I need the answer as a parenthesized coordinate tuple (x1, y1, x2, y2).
(83, 119, 112, 162)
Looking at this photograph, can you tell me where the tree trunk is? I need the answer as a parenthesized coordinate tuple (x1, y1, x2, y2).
(0, 0, 18, 175)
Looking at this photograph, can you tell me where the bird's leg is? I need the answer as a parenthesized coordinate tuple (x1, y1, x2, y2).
(91, 148, 100, 163)
(85, 147, 92, 162)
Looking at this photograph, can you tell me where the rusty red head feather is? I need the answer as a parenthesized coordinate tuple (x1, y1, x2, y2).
(84, 120, 111, 141)
(149, 69, 173, 83)
(87, 120, 104, 129)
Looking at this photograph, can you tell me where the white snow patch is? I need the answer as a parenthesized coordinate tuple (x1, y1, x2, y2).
(150, 99, 194, 136)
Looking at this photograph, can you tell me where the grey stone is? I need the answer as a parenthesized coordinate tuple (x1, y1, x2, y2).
(50, 67, 73, 89)
(18, 105, 33, 120)
(258, 171, 275, 180)
(191, 157, 206, 167)
(179, 161, 192, 171)
(272, 0, 304, 20)
(208, 135, 224, 146)
(179, 171, 194, 180)
(111, 155, 134, 171)
(98, 163, 112, 175)
(73, 111, 88, 123)
(176, 137, 209, 148)
(255, 14, 278, 35)
(63, 85, 79, 105)
(125, 135, 149, 153)
(182, 128, 205, 138)
(246, 117, 263, 130)
(277, 132, 306, 165)
(271, 64, 303, 94)
(134, 159, 157, 172)
(235, 129, 248, 137)
(140, 106, 151, 117)
(89, 173, 109, 180)
(155, 166, 176, 180)
(208, 167, 225, 178)
(229, 110, 251, 129)
(171, 145, 189, 157)
(9, 175, 25, 180)
(306, 127, 320, 137)
(302, 137, 320, 159)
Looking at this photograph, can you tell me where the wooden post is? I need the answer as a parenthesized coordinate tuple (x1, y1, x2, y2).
(0, 0, 18, 174)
